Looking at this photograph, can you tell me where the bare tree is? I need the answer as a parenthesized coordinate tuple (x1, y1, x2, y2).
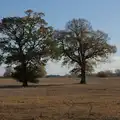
(55, 19, 116, 84)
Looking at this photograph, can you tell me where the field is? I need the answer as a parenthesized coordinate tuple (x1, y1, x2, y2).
(0, 77, 120, 120)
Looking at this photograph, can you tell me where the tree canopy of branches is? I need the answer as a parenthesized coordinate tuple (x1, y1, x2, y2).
(55, 18, 116, 84)
(0, 10, 57, 86)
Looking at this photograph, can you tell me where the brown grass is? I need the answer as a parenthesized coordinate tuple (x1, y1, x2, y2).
(0, 77, 120, 119)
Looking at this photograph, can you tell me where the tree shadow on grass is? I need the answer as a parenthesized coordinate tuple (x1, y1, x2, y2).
(0, 84, 67, 89)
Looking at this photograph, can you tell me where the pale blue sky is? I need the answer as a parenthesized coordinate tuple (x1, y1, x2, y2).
(0, 0, 120, 75)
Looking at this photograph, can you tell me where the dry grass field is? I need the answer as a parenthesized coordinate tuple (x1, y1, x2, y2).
(0, 77, 120, 120)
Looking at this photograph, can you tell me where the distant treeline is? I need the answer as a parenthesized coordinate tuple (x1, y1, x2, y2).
(2, 69, 120, 79)
(46, 75, 67, 78)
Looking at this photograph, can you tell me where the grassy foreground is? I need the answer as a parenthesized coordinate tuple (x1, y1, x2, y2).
(0, 77, 120, 120)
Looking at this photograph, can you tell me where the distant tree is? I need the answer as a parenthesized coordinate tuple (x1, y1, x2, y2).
(0, 10, 57, 86)
(115, 69, 120, 76)
(55, 19, 116, 84)
(104, 70, 113, 76)
(96, 71, 108, 77)
(96, 70, 113, 77)
(4, 66, 13, 77)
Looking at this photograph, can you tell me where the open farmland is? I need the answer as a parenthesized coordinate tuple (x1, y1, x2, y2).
(0, 77, 120, 120)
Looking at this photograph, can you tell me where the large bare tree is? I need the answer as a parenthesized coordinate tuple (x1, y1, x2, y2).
(55, 19, 116, 84)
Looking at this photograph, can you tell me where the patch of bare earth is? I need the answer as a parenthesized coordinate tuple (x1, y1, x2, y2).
(0, 77, 120, 119)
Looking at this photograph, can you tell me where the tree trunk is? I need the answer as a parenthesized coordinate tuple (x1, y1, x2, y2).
(80, 59, 86, 84)
(23, 80, 28, 87)
(22, 62, 28, 87)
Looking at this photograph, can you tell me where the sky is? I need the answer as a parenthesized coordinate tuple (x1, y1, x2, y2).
(0, 0, 120, 75)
